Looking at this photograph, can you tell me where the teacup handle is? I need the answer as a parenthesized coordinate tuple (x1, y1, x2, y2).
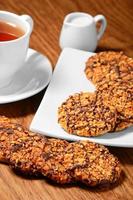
(94, 15, 107, 40)
(20, 15, 33, 34)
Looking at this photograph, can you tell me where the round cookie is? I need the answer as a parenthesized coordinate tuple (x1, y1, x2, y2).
(97, 80, 133, 131)
(85, 51, 133, 86)
(0, 121, 46, 175)
(58, 92, 117, 137)
(35, 138, 72, 184)
(49, 141, 121, 186)
(72, 141, 121, 186)
(9, 129, 48, 175)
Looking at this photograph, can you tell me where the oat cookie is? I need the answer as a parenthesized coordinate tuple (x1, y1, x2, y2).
(36, 138, 71, 184)
(85, 51, 133, 85)
(58, 92, 117, 136)
(72, 141, 121, 186)
(9, 131, 48, 175)
(97, 81, 133, 131)
(0, 118, 46, 174)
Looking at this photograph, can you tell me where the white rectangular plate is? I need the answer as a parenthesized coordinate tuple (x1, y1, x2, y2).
(30, 48, 133, 147)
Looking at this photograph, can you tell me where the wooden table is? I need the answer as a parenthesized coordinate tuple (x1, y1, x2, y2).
(0, 0, 133, 199)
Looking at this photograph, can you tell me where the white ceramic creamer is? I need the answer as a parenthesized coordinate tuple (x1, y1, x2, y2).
(59, 12, 107, 52)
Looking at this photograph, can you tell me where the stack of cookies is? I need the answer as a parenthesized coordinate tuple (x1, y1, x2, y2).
(58, 51, 133, 137)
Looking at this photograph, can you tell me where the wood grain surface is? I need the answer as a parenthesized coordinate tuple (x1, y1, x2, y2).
(0, 0, 133, 199)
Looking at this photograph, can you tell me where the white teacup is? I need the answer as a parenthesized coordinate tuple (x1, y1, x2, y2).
(0, 11, 33, 88)
(59, 12, 107, 52)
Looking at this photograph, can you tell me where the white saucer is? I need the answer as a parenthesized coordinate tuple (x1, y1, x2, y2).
(0, 48, 52, 104)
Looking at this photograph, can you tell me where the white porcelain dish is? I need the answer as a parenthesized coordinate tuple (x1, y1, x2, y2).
(30, 48, 133, 147)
